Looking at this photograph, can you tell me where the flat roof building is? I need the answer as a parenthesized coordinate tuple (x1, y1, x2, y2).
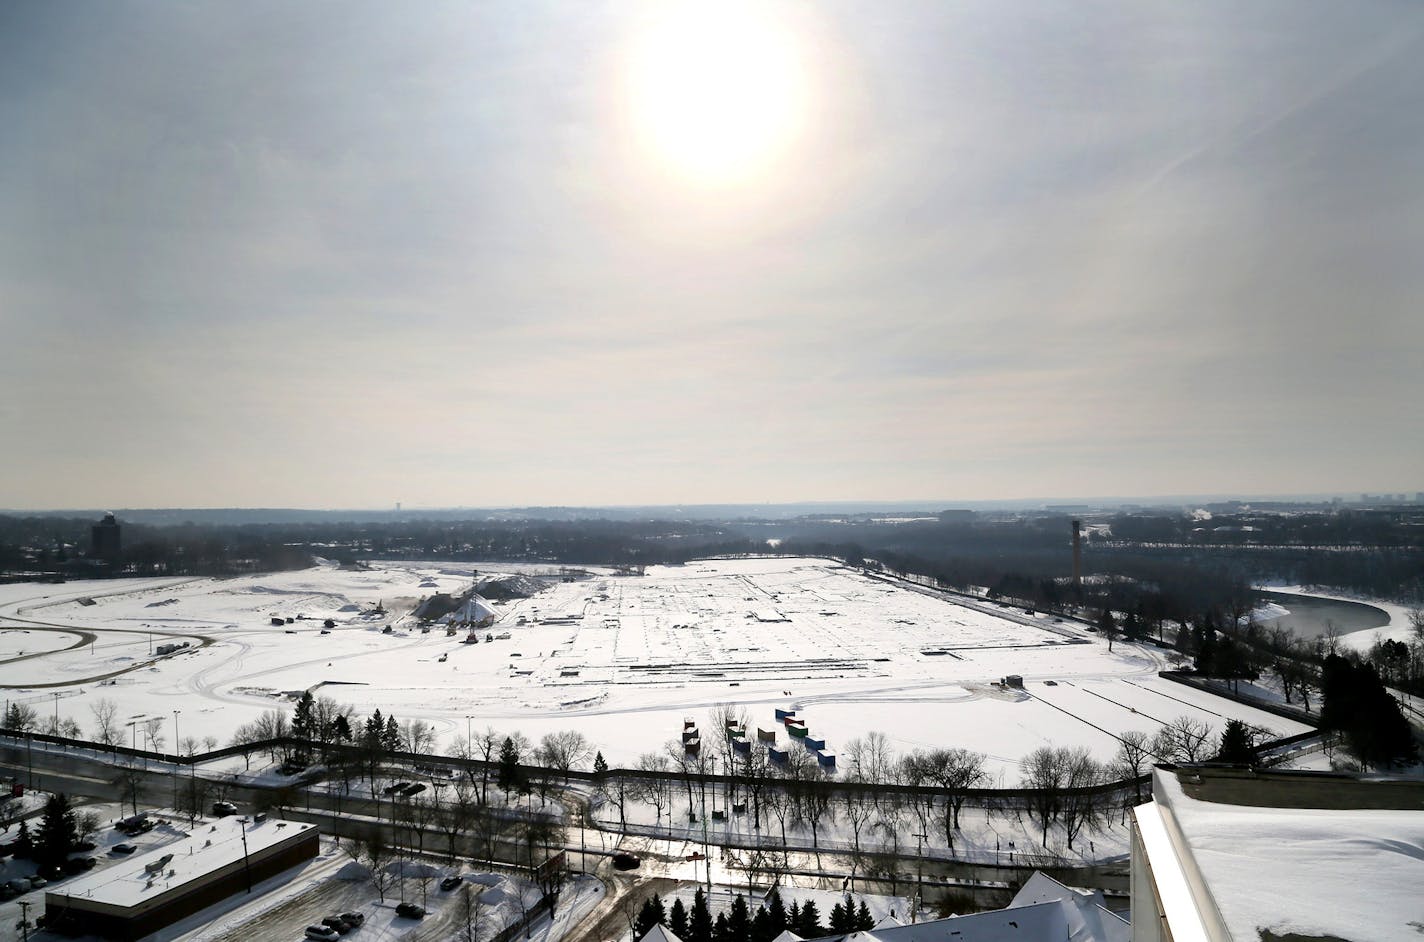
(1130, 765, 1424, 941)
(45, 816, 318, 940)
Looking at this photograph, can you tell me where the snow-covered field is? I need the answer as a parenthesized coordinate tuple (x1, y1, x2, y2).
(0, 558, 1307, 776)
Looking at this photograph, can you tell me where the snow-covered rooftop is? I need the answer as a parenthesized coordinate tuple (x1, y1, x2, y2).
(1140, 766, 1424, 941)
(47, 816, 316, 910)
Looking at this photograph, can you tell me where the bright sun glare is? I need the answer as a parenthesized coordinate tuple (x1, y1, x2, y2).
(625, 2, 806, 186)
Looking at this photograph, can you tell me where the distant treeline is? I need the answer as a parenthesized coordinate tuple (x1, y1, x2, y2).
(2, 507, 1420, 604)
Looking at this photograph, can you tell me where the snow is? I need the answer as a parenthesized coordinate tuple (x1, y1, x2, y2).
(53, 815, 316, 908)
(1151, 771, 1424, 941)
(0, 558, 1310, 776)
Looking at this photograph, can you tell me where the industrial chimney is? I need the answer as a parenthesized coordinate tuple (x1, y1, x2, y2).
(1071, 519, 1082, 588)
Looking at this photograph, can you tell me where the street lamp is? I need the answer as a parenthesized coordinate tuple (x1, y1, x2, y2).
(172, 710, 182, 809)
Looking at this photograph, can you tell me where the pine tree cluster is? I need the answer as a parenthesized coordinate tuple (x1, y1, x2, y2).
(635, 889, 875, 942)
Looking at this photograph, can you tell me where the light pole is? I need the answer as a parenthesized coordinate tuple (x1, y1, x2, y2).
(52, 692, 60, 732)
(911, 832, 926, 924)
(172, 710, 182, 809)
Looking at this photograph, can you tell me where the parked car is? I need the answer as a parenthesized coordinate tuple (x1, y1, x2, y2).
(383, 782, 410, 795)
(111, 843, 138, 855)
(404, 783, 427, 796)
(74, 840, 97, 852)
(63, 857, 97, 874)
(612, 852, 640, 871)
(395, 902, 426, 919)
(28, 875, 47, 889)
(1, 879, 27, 898)
(320, 916, 353, 934)
(440, 875, 463, 891)
(212, 801, 238, 817)
(339, 912, 365, 928)
(304, 925, 340, 941)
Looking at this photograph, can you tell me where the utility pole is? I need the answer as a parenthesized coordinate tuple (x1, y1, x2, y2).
(172, 710, 182, 809)
(911, 832, 926, 924)
(17, 899, 31, 942)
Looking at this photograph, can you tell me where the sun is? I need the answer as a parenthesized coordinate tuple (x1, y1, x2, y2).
(623, 2, 807, 186)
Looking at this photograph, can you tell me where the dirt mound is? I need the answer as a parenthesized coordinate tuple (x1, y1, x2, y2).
(476, 574, 548, 600)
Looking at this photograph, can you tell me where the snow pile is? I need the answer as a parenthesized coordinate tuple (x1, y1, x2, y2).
(336, 861, 372, 881)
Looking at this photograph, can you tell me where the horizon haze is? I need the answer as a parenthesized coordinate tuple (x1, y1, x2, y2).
(3, 1, 1422, 509)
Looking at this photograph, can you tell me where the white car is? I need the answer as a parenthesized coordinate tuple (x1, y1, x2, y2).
(305, 926, 340, 941)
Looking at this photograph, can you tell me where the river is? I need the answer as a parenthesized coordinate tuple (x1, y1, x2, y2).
(1254, 590, 1391, 641)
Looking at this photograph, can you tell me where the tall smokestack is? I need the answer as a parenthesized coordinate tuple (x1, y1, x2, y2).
(1071, 519, 1082, 588)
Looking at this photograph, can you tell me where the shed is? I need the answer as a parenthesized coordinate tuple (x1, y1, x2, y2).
(1005, 675, 1024, 688)
(804, 736, 826, 751)
(817, 751, 837, 770)
(787, 725, 809, 739)
(733, 739, 750, 755)
(774, 708, 797, 721)
(757, 727, 777, 743)
(768, 747, 789, 764)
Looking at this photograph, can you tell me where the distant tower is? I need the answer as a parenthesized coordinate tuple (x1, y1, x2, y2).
(91, 512, 121, 561)
(1071, 519, 1082, 588)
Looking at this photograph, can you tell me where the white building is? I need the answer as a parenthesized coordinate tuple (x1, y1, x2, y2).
(1130, 765, 1424, 941)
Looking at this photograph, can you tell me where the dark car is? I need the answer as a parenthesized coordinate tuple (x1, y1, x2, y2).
(212, 801, 238, 817)
(440, 875, 463, 891)
(74, 840, 97, 852)
(321, 915, 354, 934)
(382, 782, 410, 795)
(612, 852, 640, 871)
(404, 783, 427, 796)
(339, 913, 365, 928)
(111, 843, 138, 855)
(395, 902, 426, 919)
(63, 857, 97, 874)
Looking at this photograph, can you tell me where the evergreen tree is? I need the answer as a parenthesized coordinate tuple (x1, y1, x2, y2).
(727, 895, 751, 942)
(291, 691, 316, 740)
(593, 751, 609, 777)
(767, 890, 788, 933)
(1216, 719, 1255, 763)
(498, 736, 522, 795)
(332, 714, 352, 743)
(670, 898, 690, 940)
(751, 906, 774, 942)
(856, 901, 873, 931)
(786, 902, 801, 934)
(713, 913, 730, 942)
(383, 714, 402, 751)
(653, 896, 668, 927)
(828, 901, 848, 933)
(797, 901, 823, 938)
(1320, 655, 1419, 769)
(35, 793, 78, 866)
(689, 888, 714, 942)
(14, 819, 33, 858)
(635, 897, 663, 939)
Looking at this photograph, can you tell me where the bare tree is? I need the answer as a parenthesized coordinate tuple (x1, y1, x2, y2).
(1112, 731, 1155, 803)
(457, 882, 488, 942)
(1020, 746, 1069, 847)
(142, 716, 166, 752)
(634, 752, 673, 828)
(90, 698, 121, 747)
(1154, 716, 1213, 764)
(539, 730, 593, 780)
(1058, 748, 1105, 850)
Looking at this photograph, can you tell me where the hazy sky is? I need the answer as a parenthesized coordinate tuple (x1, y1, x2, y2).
(3, 1, 1422, 509)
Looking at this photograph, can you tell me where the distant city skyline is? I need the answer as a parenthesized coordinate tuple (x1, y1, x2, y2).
(3, 1, 1422, 509)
